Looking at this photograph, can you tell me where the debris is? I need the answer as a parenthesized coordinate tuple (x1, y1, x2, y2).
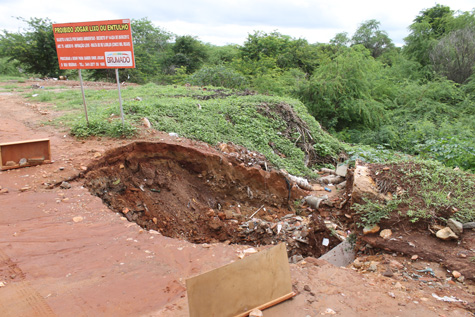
(431, 293, 464, 303)
(320, 168, 336, 175)
(304, 195, 326, 209)
(335, 164, 348, 177)
(379, 229, 392, 239)
(0, 281, 6, 287)
(435, 227, 458, 240)
(243, 247, 258, 255)
(248, 205, 265, 219)
(447, 218, 463, 236)
(319, 175, 345, 185)
(322, 238, 329, 246)
(169, 132, 179, 137)
(324, 187, 331, 192)
(280, 170, 313, 191)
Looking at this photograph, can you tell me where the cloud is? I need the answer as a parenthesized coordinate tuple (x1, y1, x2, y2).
(0, 0, 473, 46)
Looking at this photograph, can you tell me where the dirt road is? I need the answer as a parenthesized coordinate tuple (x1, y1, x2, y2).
(0, 80, 473, 316)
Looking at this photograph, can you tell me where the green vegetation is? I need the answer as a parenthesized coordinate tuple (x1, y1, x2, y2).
(352, 159, 475, 227)
(34, 83, 341, 176)
(1, 4, 474, 172)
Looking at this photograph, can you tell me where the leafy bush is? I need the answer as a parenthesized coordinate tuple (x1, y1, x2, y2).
(189, 65, 247, 89)
(70, 119, 137, 138)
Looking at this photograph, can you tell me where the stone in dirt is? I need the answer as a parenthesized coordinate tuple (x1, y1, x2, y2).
(452, 270, 461, 279)
(379, 229, 392, 239)
(73, 216, 84, 223)
(249, 308, 263, 317)
(462, 221, 475, 229)
(60, 181, 71, 189)
(435, 227, 458, 240)
(0, 188, 8, 194)
(447, 218, 463, 236)
(363, 224, 380, 235)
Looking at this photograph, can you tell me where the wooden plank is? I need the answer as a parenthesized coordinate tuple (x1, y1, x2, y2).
(186, 243, 295, 317)
(0, 139, 51, 170)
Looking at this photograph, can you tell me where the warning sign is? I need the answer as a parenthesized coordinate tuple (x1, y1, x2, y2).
(52, 19, 135, 69)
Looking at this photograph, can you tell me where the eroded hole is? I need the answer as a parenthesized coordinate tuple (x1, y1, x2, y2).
(84, 142, 341, 259)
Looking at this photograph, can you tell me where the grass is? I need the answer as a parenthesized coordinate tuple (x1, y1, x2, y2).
(352, 158, 475, 227)
(29, 82, 343, 176)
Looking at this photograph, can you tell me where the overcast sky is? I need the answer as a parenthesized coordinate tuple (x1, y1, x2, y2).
(0, 0, 474, 46)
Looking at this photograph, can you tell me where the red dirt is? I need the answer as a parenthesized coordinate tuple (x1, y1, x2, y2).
(0, 79, 474, 316)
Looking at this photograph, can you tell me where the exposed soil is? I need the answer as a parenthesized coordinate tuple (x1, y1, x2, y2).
(0, 79, 474, 316)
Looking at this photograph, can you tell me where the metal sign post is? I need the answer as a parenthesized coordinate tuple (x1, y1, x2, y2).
(78, 69, 89, 125)
(115, 68, 125, 127)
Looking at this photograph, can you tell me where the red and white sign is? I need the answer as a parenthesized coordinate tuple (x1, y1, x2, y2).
(52, 19, 135, 69)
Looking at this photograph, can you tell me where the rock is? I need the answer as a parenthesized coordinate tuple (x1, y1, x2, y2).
(19, 186, 31, 192)
(208, 218, 222, 231)
(324, 308, 336, 315)
(93, 152, 102, 158)
(380, 229, 392, 239)
(0, 188, 8, 194)
(303, 285, 311, 292)
(382, 269, 394, 277)
(462, 222, 475, 229)
(389, 260, 404, 270)
(249, 309, 263, 317)
(224, 209, 234, 220)
(353, 258, 363, 269)
(411, 255, 419, 260)
(394, 282, 405, 291)
(19, 158, 28, 166)
(447, 218, 463, 236)
(363, 224, 380, 235)
(435, 227, 458, 240)
(452, 271, 461, 279)
(60, 181, 71, 189)
(142, 117, 152, 128)
(72, 216, 83, 223)
(367, 262, 378, 272)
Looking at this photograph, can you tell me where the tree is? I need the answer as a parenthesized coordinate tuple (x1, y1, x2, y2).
(88, 18, 173, 83)
(351, 20, 395, 58)
(168, 35, 208, 74)
(0, 17, 59, 77)
(403, 4, 454, 66)
(430, 26, 475, 84)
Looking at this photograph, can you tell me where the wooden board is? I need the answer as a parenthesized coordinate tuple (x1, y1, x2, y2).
(186, 243, 295, 317)
(0, 139, 51, 170)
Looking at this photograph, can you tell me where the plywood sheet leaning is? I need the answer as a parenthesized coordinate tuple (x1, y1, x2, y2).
(186, 243, 296, 317)
(0, 139, 51, 171)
